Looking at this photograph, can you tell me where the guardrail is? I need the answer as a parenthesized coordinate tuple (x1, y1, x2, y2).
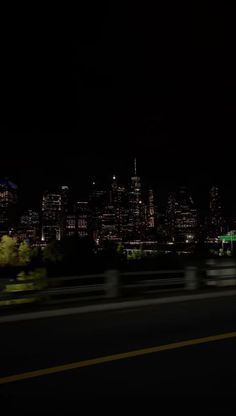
(0, 261, 236, 307)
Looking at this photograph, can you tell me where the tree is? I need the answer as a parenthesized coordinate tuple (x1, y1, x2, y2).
(116, 243, 125, 255)
(0, 235, 18, 266)
(42, 240, 63, 264)
(127, 248, 145, 261)
(18, 241, 31, 266)
(31, 246, 42, 266)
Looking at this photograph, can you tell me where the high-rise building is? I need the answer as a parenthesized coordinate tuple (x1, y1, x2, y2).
(105, 176, 129, 240)
(19, 210, 40, 242)
(144, 188, 158, 241)
(88, 182, 106, 241)
(208, 186, 223, 237)
(61, 186, 69, 238)
(117, 185, 129, 239)
(20, 210, 39, 226)
(174, 187, 197, 243)
(101, 203, 118, 240)
(111, 175, 118, 205)
(77, 201, 89, 237)
(166, 192, 176, 242)
(65, 213, 77, 237)
(128, 158, 143, 239)
(147, 189, 155, 228)
(0, 179, 18, 235)
(166, 187, 197, 243)
(41, 191, 62, 242)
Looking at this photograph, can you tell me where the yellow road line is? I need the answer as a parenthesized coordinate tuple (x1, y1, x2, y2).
(1, 331, 236, 385)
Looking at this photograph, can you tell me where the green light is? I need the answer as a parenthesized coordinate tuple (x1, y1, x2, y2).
(218, 235, 236, 241)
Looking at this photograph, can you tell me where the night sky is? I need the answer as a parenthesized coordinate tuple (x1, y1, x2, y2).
(1, 4, 234, 213)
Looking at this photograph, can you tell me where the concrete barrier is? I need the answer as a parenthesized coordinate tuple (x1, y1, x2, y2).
(105, 269, 120, 298)
(185, 266, 199, 290)
(206, 259, 236, 287)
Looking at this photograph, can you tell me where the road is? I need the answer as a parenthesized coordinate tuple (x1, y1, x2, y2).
(0, 295, 236, 414)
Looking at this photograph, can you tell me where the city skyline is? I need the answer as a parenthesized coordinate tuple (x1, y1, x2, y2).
(0, 161, 233, 248)
(0, 158, 235, 216)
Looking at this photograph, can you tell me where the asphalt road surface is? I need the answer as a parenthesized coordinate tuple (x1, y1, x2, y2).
(0, 296, 236, 414)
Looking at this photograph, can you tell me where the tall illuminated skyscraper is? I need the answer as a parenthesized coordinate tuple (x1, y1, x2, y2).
(147, 189, 155, 228)
(41, 191, 62, 242)
(174, 187, 197, 243)
(77, 201, 89, 237)
(101, 203, 118, 240)
(65, 213, 77, 237)
(106, 175, 129, 240)
(166, 192, 176, 241)
(116, 184, 129, 239)
(19, 210, 40, 242)
(88, 181, 106, 241)
(166, 187, 197, 243)
(0, 179, 18, 235)
(61, 185, 69, 238)
(128, 158, 142, 239)
(208, 185, 223, 237)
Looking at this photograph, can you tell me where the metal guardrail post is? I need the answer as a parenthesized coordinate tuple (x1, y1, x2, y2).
(105, 269, 119, 298)
(185, 266, 199, 290)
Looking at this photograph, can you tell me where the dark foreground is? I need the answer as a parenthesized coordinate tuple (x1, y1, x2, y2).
(0, 295, 236, 414)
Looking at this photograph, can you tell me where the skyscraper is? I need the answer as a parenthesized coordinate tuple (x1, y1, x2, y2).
(111, 176, 129, 239)
(77, 201, 89, 237)
(41, 190, 62, 242)
(166, 192, 176, 242)
(147, 189, 155, 229)
(101, 203, 118, 240)
(166, 187, 197, 243)
(0, 179, 18, 235)
(19, 210, 40, 242)
(174, 187, 197, 243)
(65, 213, 77, 237)
(208, 186, 223, 238)
(88, 182, 106, 241)
(61, 185, 69, 238)
(128, 158, 142, 239)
